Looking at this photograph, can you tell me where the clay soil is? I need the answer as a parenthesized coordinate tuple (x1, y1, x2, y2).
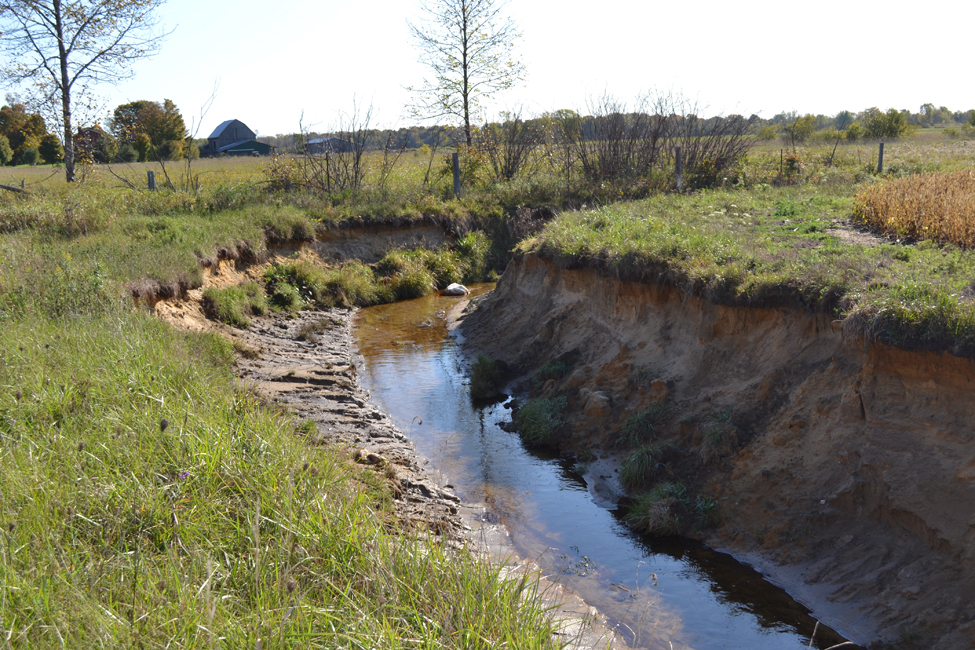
(459, 253, 975, 650)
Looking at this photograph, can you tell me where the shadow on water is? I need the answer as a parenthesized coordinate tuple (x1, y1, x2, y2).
(354, 287, 860, 650)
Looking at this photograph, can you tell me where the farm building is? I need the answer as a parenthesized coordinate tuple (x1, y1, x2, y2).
(306, 137, 354, 154)
(205, 119, 273, 156)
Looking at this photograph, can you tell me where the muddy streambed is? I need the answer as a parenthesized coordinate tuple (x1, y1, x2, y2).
(352, 286, 858, 649)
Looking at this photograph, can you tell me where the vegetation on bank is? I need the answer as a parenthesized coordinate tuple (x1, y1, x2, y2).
(524, 179, 975, 356)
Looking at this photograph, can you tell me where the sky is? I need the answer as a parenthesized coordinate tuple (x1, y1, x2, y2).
(11, 0, 975, 137)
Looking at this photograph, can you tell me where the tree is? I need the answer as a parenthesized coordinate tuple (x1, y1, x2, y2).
(0, 1, 169, 182)
(861, 107, 910, 140)
(111, 98, 187, 160)
(0, 134, 12, 165)
(408, 0, 525, 147)
(782, 114, 815, 151)
(0, 102, 49, 164)
(39, 133, 63, 163)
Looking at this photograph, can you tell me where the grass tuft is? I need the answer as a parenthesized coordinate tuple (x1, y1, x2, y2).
(514, 395, 567, 447)
(201, 282, 268, 327)
(470, 354, 505, 399)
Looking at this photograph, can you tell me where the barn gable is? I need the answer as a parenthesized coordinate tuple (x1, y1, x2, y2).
(206, 119, 258, 155)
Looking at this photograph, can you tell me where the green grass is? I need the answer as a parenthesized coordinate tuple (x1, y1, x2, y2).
(524, 183, 975, 356)
(624, 482, 690, 536)
(514, 396, 567, 448)
(469, 354, 505, 399)
(616, 405, 666, 448)
(0, 310, 563, 649)
(201, 282, 268, 327)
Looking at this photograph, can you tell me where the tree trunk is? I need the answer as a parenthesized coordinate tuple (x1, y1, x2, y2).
(461, 0, 472, 148)
(54, 0, 75, 182)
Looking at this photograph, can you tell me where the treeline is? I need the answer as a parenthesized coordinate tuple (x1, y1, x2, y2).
(0, 98, 196, 167)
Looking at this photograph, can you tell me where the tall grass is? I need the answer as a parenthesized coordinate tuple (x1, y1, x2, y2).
(853, 170, 975, 246)
(0, 312, 562, 649)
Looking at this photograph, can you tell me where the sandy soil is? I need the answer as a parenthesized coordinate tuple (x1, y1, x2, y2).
(459, 253, 975, 650)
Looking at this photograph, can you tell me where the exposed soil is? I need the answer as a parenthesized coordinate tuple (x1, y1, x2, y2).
(458, 253, 975, 650)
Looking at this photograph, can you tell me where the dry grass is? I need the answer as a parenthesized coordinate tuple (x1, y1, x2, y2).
(854, 170, 975, 246)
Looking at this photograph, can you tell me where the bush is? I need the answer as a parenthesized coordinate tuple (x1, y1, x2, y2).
(201, 282, 268, 328)
(470, 354, 504, 399)
(391, 262, 435, 300)
(514, 395, 567, 447)
(324, 260, 387, 307)
(457, 231, 491, 282)
(21, 146, 39, 166)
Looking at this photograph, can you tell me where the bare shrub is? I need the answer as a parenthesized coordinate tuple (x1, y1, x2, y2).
(575, 93, 667, 182)
(477, 109, 544, 181)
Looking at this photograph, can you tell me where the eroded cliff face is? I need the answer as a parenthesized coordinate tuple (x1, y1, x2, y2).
(459, 253, 975, 649)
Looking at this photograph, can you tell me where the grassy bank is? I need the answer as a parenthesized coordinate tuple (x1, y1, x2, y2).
(0, 159, 563, 648)
(523, 181, 975, 357)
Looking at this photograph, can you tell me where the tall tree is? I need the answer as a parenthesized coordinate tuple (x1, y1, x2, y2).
(0, 1, 169, 181)
(408, 0, 525, 147)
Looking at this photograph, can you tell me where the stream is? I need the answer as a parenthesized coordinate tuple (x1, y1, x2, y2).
(354, 286, 855, 650)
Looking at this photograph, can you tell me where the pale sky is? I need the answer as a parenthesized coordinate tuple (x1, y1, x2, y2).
(18, 0, 975, 137)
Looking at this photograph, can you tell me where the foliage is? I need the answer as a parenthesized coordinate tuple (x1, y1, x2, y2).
(38, 133, 63, 163)
(513, 395, 567, 447)
(201, 282, 268, 328)
(0, 102, 52, 165)
(0, 134, 11, 165)
(408, 0, 525, 146)
(111, 99, 188, 162)
(862, 107, 911, 140)
(470, 354, 505, 399)
(782, 114, 815, 150)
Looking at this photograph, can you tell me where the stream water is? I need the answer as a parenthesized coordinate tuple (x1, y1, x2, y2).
(354, 286, 855, 650)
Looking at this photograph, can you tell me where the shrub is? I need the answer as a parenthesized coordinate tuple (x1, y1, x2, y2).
(535, 359, 570, 382)
(39, 134, 63, 164)
(514, 395, 567, 447)
(0, 134, 12, 165)
(201, 282, 268, 328)
(324, 260, 386, 307)
(424, 249, 464, 288)
(21, 146, 39, 166)
(470, 354, 504, 399)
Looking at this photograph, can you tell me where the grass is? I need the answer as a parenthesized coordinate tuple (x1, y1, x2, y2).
(0, 312, 562, 648)
(513, 396, 567, 448)
(624, 482, 689, 536)
(616, 405, 666, 448)
(619, 443, 666, 489)
(201, 281, 268, 328)
(469, 354, 505, 399)
(524, 180, 975, 357)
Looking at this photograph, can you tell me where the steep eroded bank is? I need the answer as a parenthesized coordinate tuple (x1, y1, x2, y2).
(459, 253, 975, 649)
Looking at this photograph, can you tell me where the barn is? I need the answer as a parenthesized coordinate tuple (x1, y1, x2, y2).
(205, 119, 273, 156)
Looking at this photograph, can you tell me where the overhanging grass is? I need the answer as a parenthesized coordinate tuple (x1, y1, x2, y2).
(524, 185, 975, 356)
(0, 312, 561, 649)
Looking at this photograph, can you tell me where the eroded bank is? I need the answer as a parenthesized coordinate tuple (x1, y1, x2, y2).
(459, 253, 975, 649)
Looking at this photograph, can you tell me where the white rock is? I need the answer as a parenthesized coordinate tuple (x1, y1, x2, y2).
(443, 283, 470, 296)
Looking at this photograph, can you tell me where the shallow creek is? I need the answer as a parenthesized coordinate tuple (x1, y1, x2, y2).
(354, 286, 855, 650)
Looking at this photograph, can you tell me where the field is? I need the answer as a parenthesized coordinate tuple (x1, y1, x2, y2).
(1, 127, 975, 647)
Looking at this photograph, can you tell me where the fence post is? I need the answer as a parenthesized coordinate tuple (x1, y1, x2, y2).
(452, 152, 462, 199)
(675, 146, 683, 191)
(148, 170, 156, 191)
(877, 142, 885, 175)
(780, 149, 784, 176)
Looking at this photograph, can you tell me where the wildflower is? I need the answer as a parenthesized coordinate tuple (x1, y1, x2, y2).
(177, 471, 189, 480)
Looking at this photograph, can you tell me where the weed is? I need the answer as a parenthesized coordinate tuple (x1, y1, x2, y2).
(469, 354, 505, 399)
(514, 395, 567, 447)
(295, 318, 334, 343)
(694, 494, 720, 528)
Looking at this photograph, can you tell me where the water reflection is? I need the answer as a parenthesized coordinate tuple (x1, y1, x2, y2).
(355, 287, 854, 650)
